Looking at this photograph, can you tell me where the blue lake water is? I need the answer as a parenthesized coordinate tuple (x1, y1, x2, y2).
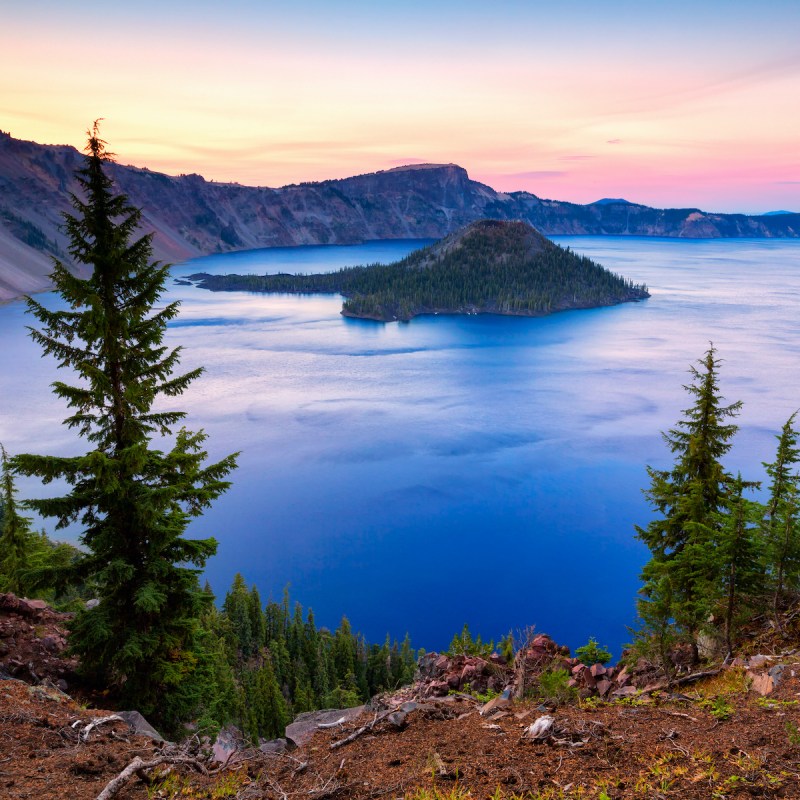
(2, 236, 799, 658)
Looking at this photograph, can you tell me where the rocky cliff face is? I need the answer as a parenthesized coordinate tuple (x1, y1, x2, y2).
(1, 131, 797, 301)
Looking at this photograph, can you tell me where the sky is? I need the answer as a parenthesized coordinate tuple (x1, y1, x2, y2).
(2, 0, 798, 213)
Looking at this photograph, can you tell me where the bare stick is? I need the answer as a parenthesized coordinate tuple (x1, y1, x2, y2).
(95, 754, 208, 800)
(329, 711, 392, 750)
(80, 715, 123, 742)
(317, 716, 347, 729)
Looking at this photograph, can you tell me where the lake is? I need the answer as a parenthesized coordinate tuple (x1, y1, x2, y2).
(1, 236, 799, 658)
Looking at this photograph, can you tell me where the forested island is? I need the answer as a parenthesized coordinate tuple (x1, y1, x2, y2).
(188, 219, 649, 321)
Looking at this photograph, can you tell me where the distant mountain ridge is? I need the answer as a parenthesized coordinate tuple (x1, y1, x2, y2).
(1, 130, 798, 301)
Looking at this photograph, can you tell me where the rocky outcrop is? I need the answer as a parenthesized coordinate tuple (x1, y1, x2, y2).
(413, 634, 660, 703)
(1, 131, 798, 301)
(0, 592, 77, 689)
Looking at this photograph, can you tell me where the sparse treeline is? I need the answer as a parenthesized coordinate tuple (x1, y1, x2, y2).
(634, 346, 800, 669)
(190, 220, 648, 321)
(204, 574, 419, 743)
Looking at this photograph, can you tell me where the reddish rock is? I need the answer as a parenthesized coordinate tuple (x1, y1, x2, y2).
(616, 666, 630, 686)
(446, 673, 460, 689)
(434, 655, 450, 672)
(460, 664, 478, 685)
(751, 673, 774, 696)
(489, 653, 506, 665)
(590, 664, 607, 678)
(487, 675, 504, 693)
(572, 664, 587, 676)
(40, 636, 62, 654)
(480, 694, 511, 716)
(611, 686, 638, 699)
(428, 681, 450, 697)
(596, 679, 612, 697)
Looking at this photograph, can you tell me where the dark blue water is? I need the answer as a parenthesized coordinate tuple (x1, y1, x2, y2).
(2, 236, 799, 658)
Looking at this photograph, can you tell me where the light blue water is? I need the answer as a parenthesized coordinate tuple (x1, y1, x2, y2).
(2, 236, 799, 657)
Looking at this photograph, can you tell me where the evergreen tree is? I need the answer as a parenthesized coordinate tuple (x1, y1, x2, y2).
(714, 474, 761, 656)
(761, 413, 800, 614)
(249, 584, 266, 652)
(332, 615, 357, 683)
(13, 125, 237, 727)
(635, 346, 741, 653)
(0, 444, 33, 594)
(224, 573, 254, 657)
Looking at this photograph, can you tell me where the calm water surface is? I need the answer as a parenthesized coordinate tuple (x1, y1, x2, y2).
(2, 236, 799, 657)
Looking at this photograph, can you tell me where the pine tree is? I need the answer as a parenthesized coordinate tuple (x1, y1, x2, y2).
(224, 573, 254, 657)
(249, 584, 266, 652)
(761, 413, 800, 615)
(714, 474, 761, 656)
(635, 346, 741, 654)
(13, 125, 237, 726)
(0, 444, 33, 595)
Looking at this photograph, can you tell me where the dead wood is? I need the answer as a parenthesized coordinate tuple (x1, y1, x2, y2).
(94, 753, 209, 800)
(640, 667, 723, 694)
(329, 710, 393, 750)
(76, 714, 123, 742)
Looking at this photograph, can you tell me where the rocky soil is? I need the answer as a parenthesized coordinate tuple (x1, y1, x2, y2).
(0, 593, 78, 689)
(3, 594, 800, 799)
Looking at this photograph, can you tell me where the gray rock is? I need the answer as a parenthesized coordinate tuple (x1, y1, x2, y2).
(85, 598, 100, 610)
(259, 738, 288, 755)
(387, 711, 408, 728)
(212, 725, 245, 764)
(768, 665, 784, 686)
(285, 706, 365, 749)
(118, 710, 167, 742)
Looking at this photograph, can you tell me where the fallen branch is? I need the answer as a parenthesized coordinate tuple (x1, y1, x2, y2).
(640, 668, 722, 694)
(329, 711, 392, 750)
(78, 714, 124, 742)
(656, 709, 699, 722)
(95, 754, 209, 800)
(317, 716, 347, 729)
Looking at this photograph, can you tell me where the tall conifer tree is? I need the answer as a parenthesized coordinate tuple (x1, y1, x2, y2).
(13, 125, 237, 725)
(636, 346, 741, 654)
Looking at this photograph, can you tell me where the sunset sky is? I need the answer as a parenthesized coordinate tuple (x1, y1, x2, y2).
(3, 0, 798, 213)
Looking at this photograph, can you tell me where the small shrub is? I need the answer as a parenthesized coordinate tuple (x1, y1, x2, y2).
(537, 668, 577, 705)
(700, 695, 733, 721)
(787, 721, 800, 746)
(756, 696, 798, 710)
(499, 630, 515, 666)
(447, 623, 494, 658)
(452, 683, 499, 704)
(574, 637, 612, 666)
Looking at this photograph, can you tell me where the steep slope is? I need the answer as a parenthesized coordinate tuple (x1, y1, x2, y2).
(1, 131, 798, 301)
(191, 219, 649, 321)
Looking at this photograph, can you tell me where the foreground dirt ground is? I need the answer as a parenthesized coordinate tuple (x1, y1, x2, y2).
(3, 662, 800, 800)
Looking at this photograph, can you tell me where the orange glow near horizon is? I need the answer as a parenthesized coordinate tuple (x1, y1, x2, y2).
(2, 2, 798, 213)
